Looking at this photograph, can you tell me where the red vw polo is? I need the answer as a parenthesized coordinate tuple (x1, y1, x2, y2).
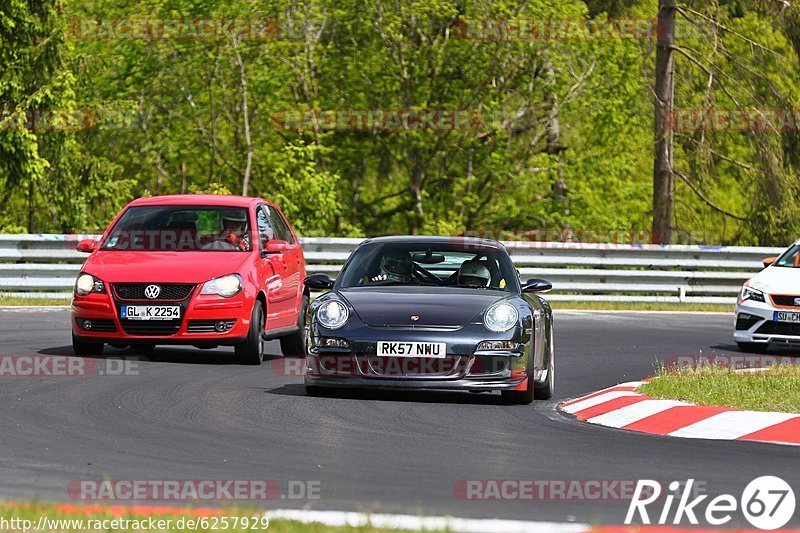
(70, 195, 308, 364)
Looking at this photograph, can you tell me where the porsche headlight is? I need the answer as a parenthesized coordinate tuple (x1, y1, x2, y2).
(201, 274, 242, 298)
(317, 300, 349, 329)
(75, 274, 105, 296)
(484, 303, 518, 332)
(739, 285, 765, 303)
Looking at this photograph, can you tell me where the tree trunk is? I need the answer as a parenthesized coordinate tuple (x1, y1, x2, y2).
(652, 0, 676, 244)
(27, 176, 35, 233)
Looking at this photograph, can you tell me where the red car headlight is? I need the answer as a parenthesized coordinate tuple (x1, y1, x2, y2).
(200, 274, 243, 298)
(75, 274, 105, 296)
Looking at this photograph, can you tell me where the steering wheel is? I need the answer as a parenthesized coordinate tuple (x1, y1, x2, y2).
(412, 264, 444, 285)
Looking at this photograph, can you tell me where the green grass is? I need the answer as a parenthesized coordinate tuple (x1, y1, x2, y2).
(551, 301, 733, 313)
(0, 503, 431, 533)
(0, 296, 71, 306)
(639, 365, 800, 413)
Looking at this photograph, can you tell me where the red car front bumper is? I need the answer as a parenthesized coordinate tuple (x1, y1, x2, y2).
(71, 287, 252, 345)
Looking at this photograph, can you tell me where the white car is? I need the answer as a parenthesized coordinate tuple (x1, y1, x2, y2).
(734, 241, 800, 352)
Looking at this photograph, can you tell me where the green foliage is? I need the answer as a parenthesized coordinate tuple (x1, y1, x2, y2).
(1, 0, 799, 244)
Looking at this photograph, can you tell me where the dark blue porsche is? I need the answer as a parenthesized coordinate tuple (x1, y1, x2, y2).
(302, 236, 554, 404)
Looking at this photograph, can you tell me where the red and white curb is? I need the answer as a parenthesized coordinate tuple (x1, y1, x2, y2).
(559, 381, 800, 446)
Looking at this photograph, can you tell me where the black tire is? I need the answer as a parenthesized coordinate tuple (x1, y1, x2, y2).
(72, 332, 104, 356)
(280, 295, 309, 358)
(502, 377, 534, 405)
(535, 348, 555, 400)
(236, 302, 265, 365)
(534, 366, 554, 400)
(737, 341, 769, 353)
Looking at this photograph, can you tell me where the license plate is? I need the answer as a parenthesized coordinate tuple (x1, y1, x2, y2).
(377, 341, 446, 358)
(121, 305, 180, 321)
(774, 311, 800, 323)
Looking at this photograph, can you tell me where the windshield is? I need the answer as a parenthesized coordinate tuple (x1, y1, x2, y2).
(101, 206, 251, 252)
(337, 242, 518, 292)
(774, 244, 800, 267)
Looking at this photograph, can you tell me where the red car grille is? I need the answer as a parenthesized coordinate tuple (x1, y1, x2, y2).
(113, 283, 195, 301)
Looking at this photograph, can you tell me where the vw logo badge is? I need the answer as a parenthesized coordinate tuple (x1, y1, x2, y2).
(144, 285, 161, 299)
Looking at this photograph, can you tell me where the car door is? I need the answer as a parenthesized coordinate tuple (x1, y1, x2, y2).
(268, 205, 304, 315)
(255, 205, 294, 330)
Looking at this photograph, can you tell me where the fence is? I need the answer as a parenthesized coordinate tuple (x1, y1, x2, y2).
(0, 234, 784, 304)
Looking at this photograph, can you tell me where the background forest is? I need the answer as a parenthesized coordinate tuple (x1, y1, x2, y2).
(2, 0, 799, 245)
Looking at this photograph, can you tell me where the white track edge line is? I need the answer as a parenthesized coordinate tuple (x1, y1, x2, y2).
(264, 509, 590, 533)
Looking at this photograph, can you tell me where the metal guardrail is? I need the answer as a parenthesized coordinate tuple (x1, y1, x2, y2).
(0, 234, 785, 303)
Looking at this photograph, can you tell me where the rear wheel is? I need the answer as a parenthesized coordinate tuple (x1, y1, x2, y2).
(737, 341, 769, 353)
(72, 332, 104, 356)
(280, 295, 309, 358)
(236, 303, 265, 365)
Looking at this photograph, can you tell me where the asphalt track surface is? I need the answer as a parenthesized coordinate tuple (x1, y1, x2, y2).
(0, 308, 798, 526)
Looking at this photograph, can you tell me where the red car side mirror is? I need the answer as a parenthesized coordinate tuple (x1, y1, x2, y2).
(76, 239, 97, 253)
(264, 239, 291, 254)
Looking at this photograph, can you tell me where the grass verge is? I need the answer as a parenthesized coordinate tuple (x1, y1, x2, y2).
(0, 503, 425, 533)
(639, 365, 800, 413)
(551, 301, 733, 313)
(0, 296, 71, 306)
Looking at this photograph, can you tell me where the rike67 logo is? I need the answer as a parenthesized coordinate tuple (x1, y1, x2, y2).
(626, 477, 796, 530)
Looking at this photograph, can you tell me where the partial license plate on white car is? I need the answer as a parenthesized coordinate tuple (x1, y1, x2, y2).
(774, 311, 800, 323)
(121, 306, 180, 321)
(377, 341, 446, 358)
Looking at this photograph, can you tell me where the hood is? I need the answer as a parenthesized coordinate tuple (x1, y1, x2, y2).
(749, 266, 800, 294)
(81, 250, 250, 284)
(338, 287, 512, 327)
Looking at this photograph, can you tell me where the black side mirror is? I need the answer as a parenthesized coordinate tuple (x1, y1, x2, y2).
(522, 278, 552, 293)
(304, 273, 335, 291)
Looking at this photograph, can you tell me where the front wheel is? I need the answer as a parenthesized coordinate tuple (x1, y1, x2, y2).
(72, 332, 104, 356)
(236, 303, 265, 365)
(280, 295, 309, 357)
(501, 378, 534, 405)
(534, 350, 555, 400)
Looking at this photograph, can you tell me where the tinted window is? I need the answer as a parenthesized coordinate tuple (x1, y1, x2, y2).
(774, 244, 800, 268)
(256, 206, 275, 249)
(268, 206, 295, 244)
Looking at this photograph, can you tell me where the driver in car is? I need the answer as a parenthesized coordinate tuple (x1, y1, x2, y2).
(368, 249, 414, 283)
(457, 260, 492, 288)
(202, 212, 250, 251)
